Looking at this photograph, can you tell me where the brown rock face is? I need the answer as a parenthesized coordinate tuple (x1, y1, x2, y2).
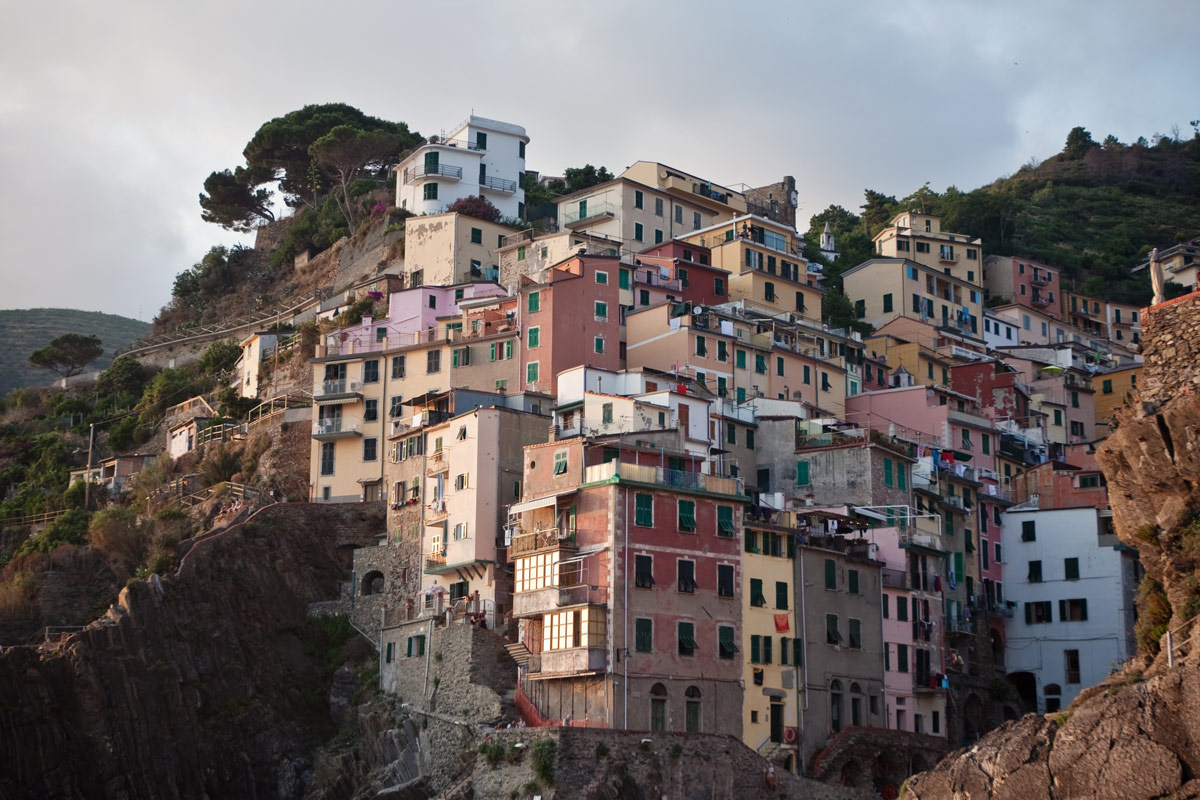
(0, 503, 382, 799)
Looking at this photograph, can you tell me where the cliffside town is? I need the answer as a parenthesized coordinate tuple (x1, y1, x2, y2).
(2, 112, 1190, 798)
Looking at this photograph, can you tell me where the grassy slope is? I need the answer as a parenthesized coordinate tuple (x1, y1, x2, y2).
(0, 308, 150, 394)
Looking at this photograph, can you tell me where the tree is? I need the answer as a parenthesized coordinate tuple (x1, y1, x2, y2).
(562, 164, 614, 193)
(198, 339, 242, 375)
(308, 125, 405, 230)
(1064, 126, 1097, 160)
(446, 195, 501, 223)
(199, 167, 275, 232)
(28, 334, 103, 378)
(860, 189, 898, 231)
(807, 204, 860, 239)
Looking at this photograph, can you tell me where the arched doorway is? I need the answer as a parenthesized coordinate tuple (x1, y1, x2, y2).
(909, 753, 929, 775)
(840, 759, 862, 787)
(650, 683, 667, 731)
(1007, 671, 1038, 714)
(830, 680, 844, 734)
(361, 570, 385, 596)
(685, 686, 701, 732)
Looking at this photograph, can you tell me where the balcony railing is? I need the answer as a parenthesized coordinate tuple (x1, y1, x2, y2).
(1031, 272, 1052, 286)
(512, 583, 592, 618)
(990, 604, 1014, 618)
(407, 163, 463, 182)
(425, 551, 447, 571)
(510, 527, 576, 556)
(584, 461, 744, 497)
(315, 379, 363, 397)
(313, 419, 360, 436)
(938, 250, 960, 263)
(563, 201, 616, 227)
(881, 568, 909, 589)
(946, 619, 974, 635)
(480, 175, 517, 194)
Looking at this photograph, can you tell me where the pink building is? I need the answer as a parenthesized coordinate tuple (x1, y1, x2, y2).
(636, 240, 732, 307)
(983, 255, 1061, 320)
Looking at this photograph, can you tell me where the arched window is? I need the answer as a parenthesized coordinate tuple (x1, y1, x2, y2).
(830, 680, 844, 733)
(650, 682, 667, 731)
(849, 682, 863, 726)
(361, 570, 385, 596)
(685, 686, 701, 733)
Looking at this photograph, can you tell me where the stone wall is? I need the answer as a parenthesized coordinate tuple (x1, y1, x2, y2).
(249, 412, 312, 501)
(348, 539, 422, 639)
(381, 620, 516, 724)
(1137, 292, 1200, 407)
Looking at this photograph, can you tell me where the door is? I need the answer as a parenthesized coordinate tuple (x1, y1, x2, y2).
(651, 699, 666, 731)
(424, 151, 438, 174)
(686, 700, 701, 733)
(769, 702, 784, 742)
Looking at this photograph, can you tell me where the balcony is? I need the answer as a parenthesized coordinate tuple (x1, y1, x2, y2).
(424, 497, 447, 524)
(512, 583, 592, 618)
(898, 530, 942, 551)
(314, 379, 363, 401)
(881, 568, 909, 589)
(537, 646, 607, 677)
(407, 163, 463, 182)
(1031, 272, 1053, 286)
(990, 604, 1014, 618)
(946, 619, 974, 637)
(427, 451, 449, 474)
(510, 527, 577, 557)
(1072, 304, 1095, 317)
(424, 550, 447, 571)
(938, 250, 960, 263)
(1030, 293, 1052, 308)
(480, 175, 517, 194)
(914, 673, 945, 694)
(563, 201, 616, 228)
(583, 461, 744, 498)
(312, 419, 362, 440)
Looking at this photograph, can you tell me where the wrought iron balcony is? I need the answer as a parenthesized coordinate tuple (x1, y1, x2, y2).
(480, 175, 517, 194)
(407, 163, 463, 182)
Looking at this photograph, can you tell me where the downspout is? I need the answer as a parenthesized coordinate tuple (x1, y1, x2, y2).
(799, 546, 809, 722)
(424, 618, 434, 697)
(623, 479, 630, 729)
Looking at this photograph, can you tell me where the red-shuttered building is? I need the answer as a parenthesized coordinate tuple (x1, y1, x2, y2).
(508, 432, 745, 737)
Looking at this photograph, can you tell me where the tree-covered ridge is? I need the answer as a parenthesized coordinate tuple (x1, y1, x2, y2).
(807, 126, 1200, 306)
(0, 309, 149, 395)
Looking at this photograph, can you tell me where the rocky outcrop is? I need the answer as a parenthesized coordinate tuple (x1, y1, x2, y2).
(0, 503, 383, 799)
(905, 295, 1200, 799)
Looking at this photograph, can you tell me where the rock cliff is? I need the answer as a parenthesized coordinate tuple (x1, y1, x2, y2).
(904, 294, 1200, 800)
(0, 502, 383, 799)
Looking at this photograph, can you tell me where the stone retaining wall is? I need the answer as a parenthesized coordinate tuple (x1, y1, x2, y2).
(1139, 291, 1200, 407)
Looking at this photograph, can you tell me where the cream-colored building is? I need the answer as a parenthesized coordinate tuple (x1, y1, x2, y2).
(1132, 237, 1200, 290)
(420, 406, 549, 615)
(680, 216, 822, 322)
(496, 229, 621, 291)
(403, 212, 519, 287)
(843, 258, 983, 339)
(872, 213, 983, 285)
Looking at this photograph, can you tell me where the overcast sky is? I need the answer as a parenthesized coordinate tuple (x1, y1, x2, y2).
(1, 0, 1197, 321)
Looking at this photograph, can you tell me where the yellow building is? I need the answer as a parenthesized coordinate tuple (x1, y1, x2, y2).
(742, 518, 801, 773)
(1094, 365, 1141, 436)
(872, 213, 983, 284)
(865, 332, 952, 388)
(1133, 237, 1200, 290)
(680, 216, 822, 322)
(843, 258, 983, 338)
(403, 212, 519, 287)
(1061, 291, 1108, 342)
(619, 160, 747, 220)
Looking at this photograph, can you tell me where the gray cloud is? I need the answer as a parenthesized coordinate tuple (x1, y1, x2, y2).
(1, 0, 1197, 319)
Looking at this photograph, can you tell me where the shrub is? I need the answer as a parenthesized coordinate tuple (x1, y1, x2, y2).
(505, 744, 524, 764)
(477, 741, 504, 768)
(1135, 576, 1171, 654)
(19, 508, 90, 556)
(530, 738, 556, 785)
(88, 506, 147, 580)
(670, 743, 682, 759)
(595, 742, 609, 758)
(1135, 524, 1159, 545)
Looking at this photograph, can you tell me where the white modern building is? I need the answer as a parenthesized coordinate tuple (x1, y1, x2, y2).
(394, 115, 528, 219)
(1002, 506, 1139, 713)
(983, 309, 1019, 351)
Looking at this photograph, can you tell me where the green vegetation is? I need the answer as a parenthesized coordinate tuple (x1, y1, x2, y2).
(28, 333, 104, 379)
(1135, 576, 1172, 654)
(522, 164, 614, 209)
(594, 742, 609, 758)
(530, 738, 556, 785)
(806, 126, 1200, 305)
(0, 309, 149, 394)
(478, 741, 505, 767)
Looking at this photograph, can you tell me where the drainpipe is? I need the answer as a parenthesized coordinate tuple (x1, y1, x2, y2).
(799, 546, 809, 725)
(424, 618, 434, 697)
(623, 480, 630, 729)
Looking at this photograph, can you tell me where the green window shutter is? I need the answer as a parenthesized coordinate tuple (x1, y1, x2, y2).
(775, 581, 788, 609)
(824, 558, 836, 590)
(750, 578, 765, 606)
(1065, 558, 1079, 580)
(1059, 599, 1067, 621)
(885, 644, 890, 671)
(751, 635, 760, 663)
(635, 493, 653, 526)
(635, 618, 652, 652)
(418, 636, 425, 656)
(736, 349, 746, 369)
(717, 506, 734, 536)
(1080, 599, 1088, 620)
(796, 461, 810, 485)
(897, 644, 908, 672)
(898, 464, 906, 491)
(848, 570, 859, 595)
(386, 642, 394, 663)
(763, 636, 772, 664)
(786, 533, 795, 560)
(793, 638, 802, 667)
(1025, 603, 1033, 625)
(407, 637, 413, 657)
(528, 328, 539, 347)
(884, 458, 893, 487)
(954, 552, 964, 579)
(528, 292, 540, 313)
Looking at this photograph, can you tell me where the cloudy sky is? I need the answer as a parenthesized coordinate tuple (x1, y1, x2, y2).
(1, 0, 1197, 320)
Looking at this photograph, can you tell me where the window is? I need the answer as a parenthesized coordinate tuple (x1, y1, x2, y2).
(897, 643, 909, 672)
(363, 360, 379, 383)
(654, 228, 663, 244)
(677, 499, 697, 532)
(764, 282, 776, 302)
(995, 541, 1003, 565)
(390, 355, 406, 380)
(389, 396, 403, 418)
(320, 442, 335, 476)
(1028, 560, 1042, 582)
(406, 634, 426, 657)
(776, 356, 785, 376)
(635, 554, 654, 588)
(363, 398, 379, 422)
(826, 613, 841, 645)
(553, 451, 568, 475)
(426, 350, 441, 373)
(695, 335, 707, 357)
(897, 597, 908, 621)
(961, 429, 972, 450)
(650, 684, 667, 731)
(883, 293, 893, 313)
(750, 578, 766, 607)
(675, 205, 683, 224)
(654, 197, 663, 216)
(470, 226, 482, 245)
(677, 559, 697, 593)
(1065, 649, 1081, 683)
(1102, 379, 1113, 394)
(714, 277, 725, 296)
(527, 327, 540, 348)
(595, 270, 608, 285)
(982, 433, 991, 455)
(718, 626, 737, 659)
(635, 618, 653, 652)
(634, 222, 644, 242)
(693, 211, 701, 230)
(848, 618, 862, 649)
(594, 336, 605, 354)
(635, 493, 653, 526)
(717, 564, 734, 597)
(595, 300, 608, 320)
(717, 505, 735, 537)
(774, 580, 789, 609)
(619, 268, 630, 289)
(452, 346, 470, 367)
(1022, 520, 1036, 541)
(526, 362, 539, 384)
(527, 291, 540, 313)
(883, 458, 894, 487)
(678, 622, 698, 656)
(423, 182, 437, 200)
(634, 190, 644, 209)
(848, 569, 859, 595)
(363, 438, 377, 462)
(1065, 557, 1080, 580)
(1025, 601, 1053, 624)
(824, 559, 837, 590)
(517, 245, 527, 262)
(1061, 598, 1088, 621)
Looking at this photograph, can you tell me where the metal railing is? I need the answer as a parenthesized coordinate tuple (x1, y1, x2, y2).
(1166, 610, 1200, 668)
(314, 419, 359, 435)
(881, 568, 909, 589)
(563, 201, 616, 226)
(315, 379, 362, 396)
(407, 163, 463, 181)
(480, 175, 517, 193)
(0, 508, 69, 527)
(510, 527, 575, 556)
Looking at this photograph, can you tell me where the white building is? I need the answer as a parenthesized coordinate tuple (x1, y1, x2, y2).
(983, 309, 1019, 351)
(394, 115, 528, 219)
(1002, 506, 1139, 713)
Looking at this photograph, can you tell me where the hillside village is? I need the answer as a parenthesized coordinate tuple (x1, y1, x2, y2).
(4, 112, 1197, 796)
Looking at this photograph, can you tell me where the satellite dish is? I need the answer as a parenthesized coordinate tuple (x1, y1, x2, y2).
(693, 306, 703, 315)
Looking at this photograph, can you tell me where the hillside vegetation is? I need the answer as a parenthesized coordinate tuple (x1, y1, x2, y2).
(809, 126, 1200, 308)
(0, 309, 149, 394)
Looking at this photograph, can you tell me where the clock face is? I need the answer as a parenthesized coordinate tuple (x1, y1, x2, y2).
(789, 190, 798, 206)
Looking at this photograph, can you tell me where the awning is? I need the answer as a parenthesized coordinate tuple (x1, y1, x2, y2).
(315, 395, 359, 406)
(507, 490, 576, 516)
